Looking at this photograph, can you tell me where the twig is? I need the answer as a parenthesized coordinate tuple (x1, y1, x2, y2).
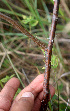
(0, 51, 11, 55)
(58, 38, 70, 43)
(40, 0, 60, 110)
(0, 1, 60, 110)
(6, 53, 25, 88)
(0, 50, 44, 59)
(60, 71, 70, 78)
(22, 69, 30, 84)
(0, 61, 22, 79)
(53, 71, 70, 86)
(0, 12, 46, 50)
(0, 43, 25, 88)
(57, 83, 59, 111)
(55, 93, 70, 107)
(0, 19, 6, 40)
(0, 43, 6, 68)
(14, 50, 44, 59)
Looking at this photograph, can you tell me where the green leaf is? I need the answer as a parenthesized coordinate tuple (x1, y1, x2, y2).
(58, 83, 63, 92)
(14, 88, 21, 99)
(42, 49, 45, 57)
(1, 74, 15, 83)
(42, 67, 45, 69)
(48, 101, 53, 111)
(30, 20, 38, 27)
(0, 80, 3, 88)
(51, 55, 58, 69)
(59, 109, 63, 111)
(52, 94, 57, 100)
(2, 59, 9, 68)
(22, 15, 38, 27)
(22, 15, 27, 19)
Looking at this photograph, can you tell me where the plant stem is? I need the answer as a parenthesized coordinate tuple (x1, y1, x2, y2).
(40, 0, 60, 110)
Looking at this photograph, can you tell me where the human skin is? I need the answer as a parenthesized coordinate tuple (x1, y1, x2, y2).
(0, 74, 55, 111)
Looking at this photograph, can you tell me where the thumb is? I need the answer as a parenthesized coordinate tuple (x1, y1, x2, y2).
(10, 92, 34, 111)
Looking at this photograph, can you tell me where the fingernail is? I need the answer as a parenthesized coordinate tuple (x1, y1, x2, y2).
(21, 92, 34, 99)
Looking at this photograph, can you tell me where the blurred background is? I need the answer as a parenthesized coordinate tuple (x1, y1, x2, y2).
(0, 0, 70, 110)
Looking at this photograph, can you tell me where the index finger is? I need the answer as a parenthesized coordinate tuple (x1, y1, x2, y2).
(15, 74, 54, 101)
(14, 74, 44, 101)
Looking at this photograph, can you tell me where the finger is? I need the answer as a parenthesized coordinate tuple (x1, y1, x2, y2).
(0, 77, 20, 111)
(15, 74, 44, 101)
(32, 85, 55, 111)
(10, 92, 34, 111)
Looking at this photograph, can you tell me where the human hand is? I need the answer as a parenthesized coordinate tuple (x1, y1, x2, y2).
(0, 74, 55, 111)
